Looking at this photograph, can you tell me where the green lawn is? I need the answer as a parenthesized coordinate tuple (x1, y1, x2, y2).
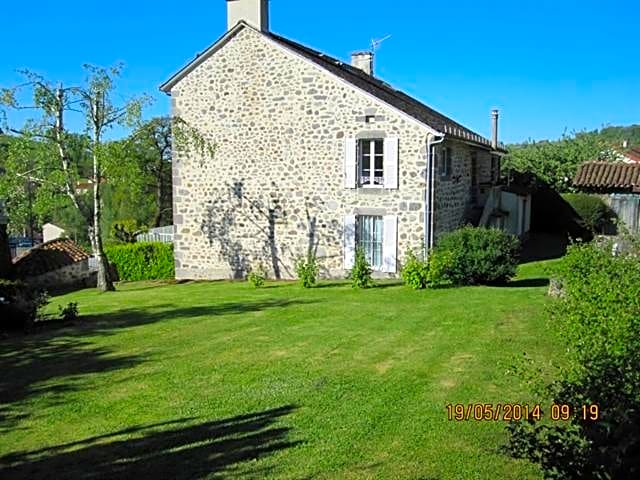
(0, 261, 560, 479)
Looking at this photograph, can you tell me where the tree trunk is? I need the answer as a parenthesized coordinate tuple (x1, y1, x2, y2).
(92, 129, 115, 292)
(153, 160, 164, 228)
(0, 223, 15, 280)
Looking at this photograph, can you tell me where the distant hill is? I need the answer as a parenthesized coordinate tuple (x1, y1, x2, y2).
(598, 124, 640, 148)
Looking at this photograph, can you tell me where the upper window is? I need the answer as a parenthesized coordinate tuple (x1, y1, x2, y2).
(439, 147, 453, 178)
(358, 139, 384, 187)
(357, 215, 383, 270)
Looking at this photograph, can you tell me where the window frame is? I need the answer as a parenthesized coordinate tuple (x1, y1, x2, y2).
(439, 146, 453, 179)
(357, 138, 385, 188)
(356, 215, 384, 271)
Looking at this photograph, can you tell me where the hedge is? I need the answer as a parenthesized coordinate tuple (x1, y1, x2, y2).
(105, 242, 175, 281)
(562, 193, 615, 234)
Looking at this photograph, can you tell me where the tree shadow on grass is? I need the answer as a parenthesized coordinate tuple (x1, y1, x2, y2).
(31, 299, 319, 338)
(0, 337, 142, 431)
(504, 278, 550, 288)
(0, 405, 301, 480)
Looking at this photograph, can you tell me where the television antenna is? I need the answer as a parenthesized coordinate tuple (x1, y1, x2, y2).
(370, 34, 392, 53)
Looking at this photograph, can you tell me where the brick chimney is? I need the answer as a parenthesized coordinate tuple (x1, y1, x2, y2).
(227, 0, 269, 31)
(351, 51, 374, 76)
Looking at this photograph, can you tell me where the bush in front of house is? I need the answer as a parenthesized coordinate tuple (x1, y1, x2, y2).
(295, 253, 319, 288)
(562, 193, 615, 234)
(349, 248, 373, 289)
(247, 263, 267, 288)
(0, 279, 49, 331)
(431, 226, 520, 286)
(105, 242, 174, 281)
(505, 240, 640, 479)
(401, 249, 430, 289)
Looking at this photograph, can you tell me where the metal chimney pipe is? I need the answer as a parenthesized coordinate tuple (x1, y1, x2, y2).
(491, 109, 499, 150)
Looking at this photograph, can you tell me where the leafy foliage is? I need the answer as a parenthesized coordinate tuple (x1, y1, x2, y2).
(58, 302, 79, 322)
(0, 279, 49, 330)
(349, 247, 373, 289)
(110, 219, 148, 244)
(104, 242, 174, 281)
(562, 193, 616, 234)
(401, 248, 430, 289)
(295, 253, 319, 288)
(505, 241, 640, 479)
(432, 226, 520, 285)
(247, 263, 267, 288)
(503, 131, 612, 192)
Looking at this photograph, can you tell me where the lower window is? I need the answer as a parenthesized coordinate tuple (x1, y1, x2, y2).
(357, 215, 383, 270)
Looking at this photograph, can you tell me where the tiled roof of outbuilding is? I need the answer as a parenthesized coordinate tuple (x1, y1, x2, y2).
(573, 162, 640, 192)
(13, 238, 90, 278)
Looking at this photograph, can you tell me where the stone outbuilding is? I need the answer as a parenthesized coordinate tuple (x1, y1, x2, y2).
(13, 238, 95, 293)
(161, 0, 508, 280)
(574, 161, 640, 233)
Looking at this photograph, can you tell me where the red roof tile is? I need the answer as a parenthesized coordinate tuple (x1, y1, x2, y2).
(573, 162, 640, 192)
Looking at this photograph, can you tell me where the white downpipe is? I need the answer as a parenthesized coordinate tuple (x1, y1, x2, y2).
(424, 134, 445, 259)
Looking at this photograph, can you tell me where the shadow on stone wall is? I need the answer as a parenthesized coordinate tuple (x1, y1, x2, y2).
(201, 180, 344, 279)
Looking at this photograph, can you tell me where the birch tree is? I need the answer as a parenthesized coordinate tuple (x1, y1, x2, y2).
(0, 65, 150, 291)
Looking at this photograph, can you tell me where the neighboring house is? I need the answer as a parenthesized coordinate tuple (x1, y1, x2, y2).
(573, 162, 640, 233)
(617, 147, 640, 164)
(13, 238, 96, 292)
(161, 0, 507, 280)
(42, 223, 66, 243)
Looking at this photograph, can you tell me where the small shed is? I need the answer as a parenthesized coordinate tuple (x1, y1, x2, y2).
(573, 162, 640, 233)
(13, 238, 95, 292)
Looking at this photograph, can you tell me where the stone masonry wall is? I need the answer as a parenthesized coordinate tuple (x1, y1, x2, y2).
(171, 26, 494, 279)
(434, 141, 494, 240)
(25, 260, 95, 293)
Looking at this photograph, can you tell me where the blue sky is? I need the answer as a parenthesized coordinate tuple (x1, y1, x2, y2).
(1, 0, 638, 144)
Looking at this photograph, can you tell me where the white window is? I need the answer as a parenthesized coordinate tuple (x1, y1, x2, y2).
(358, 139, 384, 187)
(344, 137, 398, 189)
(344, 214, 397, 272)
(357, 215, 384, 269)
(440, 146, 453, 178)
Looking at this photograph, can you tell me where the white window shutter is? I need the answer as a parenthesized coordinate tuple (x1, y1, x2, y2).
(384, 137, 399, 189)
(344, 138, 357, 188)
(382, 215, 397, 273)
(343, 214, 357, 269)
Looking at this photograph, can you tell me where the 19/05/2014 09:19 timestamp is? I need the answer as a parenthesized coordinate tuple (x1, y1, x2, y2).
(446, 403, 601, 422)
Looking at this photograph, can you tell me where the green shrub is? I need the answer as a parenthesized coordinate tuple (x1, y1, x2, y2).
(426, 249, 455, 287)
(505, 241, 640, 479)
(432, 226, 520, 285)
(401, 249, 429, 289)
(105, 242, 174, 281)
(59, 302, 79, 322)
(247, 263, 267, 288)
(562, 193, 615, 234)
(349, 248, 373, 289)
(110, 219, 148, 243)
(295, 254, 319, 288)
(0, 279, 49, 330)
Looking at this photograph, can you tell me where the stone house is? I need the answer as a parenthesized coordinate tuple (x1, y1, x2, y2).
(161, 0, 507, 280)
(13, 238, 95, 293)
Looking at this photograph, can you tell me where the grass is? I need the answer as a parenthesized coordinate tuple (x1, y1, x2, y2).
(0, 261, 561, 479)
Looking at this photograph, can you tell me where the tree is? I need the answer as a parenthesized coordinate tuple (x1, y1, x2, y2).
(0, 65, 150, 291)
(132, 117, 173, 228)
(503, 130, 611, 192)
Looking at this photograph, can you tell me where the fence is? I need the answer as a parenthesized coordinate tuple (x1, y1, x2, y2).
(135, 225, 174, 244)
(608, 194, 640, 234)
